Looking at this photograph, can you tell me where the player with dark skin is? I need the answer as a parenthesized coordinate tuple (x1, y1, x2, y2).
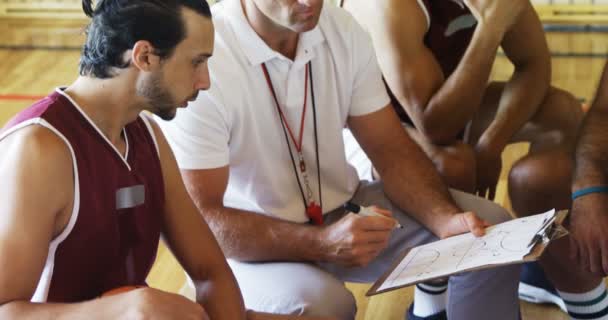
(342, 0, 602, 318)
(569, 61, 608, 289)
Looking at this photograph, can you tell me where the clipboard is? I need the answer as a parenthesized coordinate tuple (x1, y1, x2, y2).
(367, 209, 568, 297)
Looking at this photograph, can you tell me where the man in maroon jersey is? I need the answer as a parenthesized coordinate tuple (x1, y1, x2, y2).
(341, 0, 600, 319)
(0, 1, 330, 319)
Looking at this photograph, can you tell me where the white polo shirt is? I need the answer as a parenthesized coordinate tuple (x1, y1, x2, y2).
(159, 0, 389, 223)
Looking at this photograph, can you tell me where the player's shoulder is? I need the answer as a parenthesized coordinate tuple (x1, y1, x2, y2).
(1, 124, 73, 177)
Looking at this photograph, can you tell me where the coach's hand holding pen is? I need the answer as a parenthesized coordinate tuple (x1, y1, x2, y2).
(344, 202, 403, 229)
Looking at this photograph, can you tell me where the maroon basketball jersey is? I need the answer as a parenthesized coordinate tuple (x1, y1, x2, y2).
(421, 0, 476, 76)
(391, 0, 477, 126)
(1, 89, 165, 302)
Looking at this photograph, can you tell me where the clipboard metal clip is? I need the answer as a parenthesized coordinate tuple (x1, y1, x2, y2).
(526, 210, 569, 249)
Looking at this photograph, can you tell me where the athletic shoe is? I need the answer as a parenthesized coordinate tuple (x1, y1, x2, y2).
(518, 262, 567, 312)
(406, 303, 447, 320)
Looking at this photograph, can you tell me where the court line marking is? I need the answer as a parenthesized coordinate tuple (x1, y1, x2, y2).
(0, 94, 45, 101)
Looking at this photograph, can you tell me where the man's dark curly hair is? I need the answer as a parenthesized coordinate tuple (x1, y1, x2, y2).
(79, 0, 211, 78)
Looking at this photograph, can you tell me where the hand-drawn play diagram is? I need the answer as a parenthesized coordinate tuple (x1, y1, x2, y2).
(377, 210, 556, 292)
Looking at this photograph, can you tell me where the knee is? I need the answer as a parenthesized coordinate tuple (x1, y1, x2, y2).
(295, 283, 356, 320)
(231, 261, 356, 319)
(508, 152, 572, 215)
(509, 152, 572, 194)
(433, 142, 476, 192)
(448, 263, 521, 320)
(542, 87, 584, 138)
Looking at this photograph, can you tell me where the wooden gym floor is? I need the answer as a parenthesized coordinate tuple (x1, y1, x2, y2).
(1, 17, 607, 320)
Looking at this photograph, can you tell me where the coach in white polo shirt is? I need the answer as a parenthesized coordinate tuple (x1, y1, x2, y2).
(159, 0, 520, 319)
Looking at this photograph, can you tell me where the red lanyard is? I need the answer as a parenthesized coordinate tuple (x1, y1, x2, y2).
(261, 62, 323, 225)
(261, 64, 309, 152)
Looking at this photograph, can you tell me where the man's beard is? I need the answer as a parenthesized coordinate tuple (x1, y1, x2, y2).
(138, 72, 177, 121)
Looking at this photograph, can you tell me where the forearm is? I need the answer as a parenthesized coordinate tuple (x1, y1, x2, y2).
(573, 63, 608, 189)
(423, 24, 504, 143)
(479, 62, 550, 150)
(201, 205, 325, 262)
(0, 297, 125, 319)
(193, 269, 247, 320)
(574, 106, 608, 188)
(378, 138, 461, 237)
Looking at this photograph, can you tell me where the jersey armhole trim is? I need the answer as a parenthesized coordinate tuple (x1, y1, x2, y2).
(415, 0, 431, 32)
(139, 113, 160, 156)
